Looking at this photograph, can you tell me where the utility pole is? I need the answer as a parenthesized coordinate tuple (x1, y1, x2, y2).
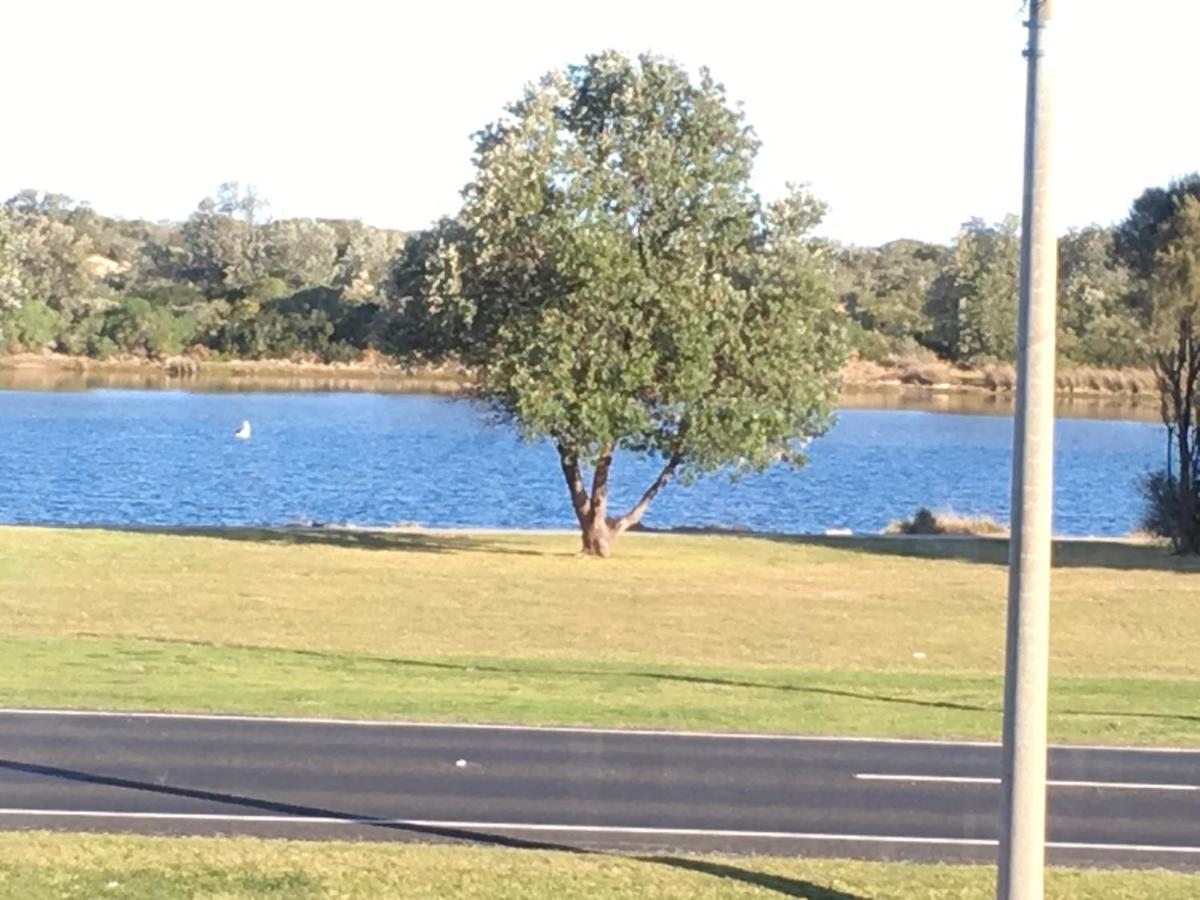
(997, 2, 1057, 899)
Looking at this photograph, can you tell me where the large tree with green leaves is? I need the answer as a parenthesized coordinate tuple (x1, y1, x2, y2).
(832, 239, 946, 360)
(1118, 176, 1200, 553)
(390, 52, 846, 556)
(925, 216, 1020, 362)
(1056, 226, 1138, 367)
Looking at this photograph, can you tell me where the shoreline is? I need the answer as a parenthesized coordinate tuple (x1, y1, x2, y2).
(0, 352, 1162, 409)
(4, 521, 1165, 546)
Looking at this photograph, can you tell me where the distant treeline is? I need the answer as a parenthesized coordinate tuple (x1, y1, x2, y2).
(835, 217, 1146, 369)
(0, 184, 409, 363)
(0, 181, 1181, 370)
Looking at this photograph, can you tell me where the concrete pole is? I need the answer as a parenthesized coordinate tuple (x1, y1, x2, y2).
(997, 2, 1057, 899)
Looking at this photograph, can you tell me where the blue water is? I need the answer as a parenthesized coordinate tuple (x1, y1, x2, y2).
(0, 390, 1167, 535)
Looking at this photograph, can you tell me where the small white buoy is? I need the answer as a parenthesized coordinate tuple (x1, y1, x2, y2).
(455, 759, 468, 768)
(913, 651, 926, 659)
(234, 420, 251, 440)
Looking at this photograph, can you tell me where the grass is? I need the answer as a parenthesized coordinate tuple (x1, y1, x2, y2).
(0, 526, 1197, 744)
(5, 350, 1161, 403)
(0, 832, 1196, 899)
(842, 353, 1159, 402)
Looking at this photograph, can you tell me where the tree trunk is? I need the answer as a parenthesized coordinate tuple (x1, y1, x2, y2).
(580, 514, 615, 558)
(557, 442, 681, 558)
(1154, 320, 1200, 554)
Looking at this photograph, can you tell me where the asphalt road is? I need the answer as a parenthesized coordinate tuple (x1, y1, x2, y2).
(1, 709, 1197, 869)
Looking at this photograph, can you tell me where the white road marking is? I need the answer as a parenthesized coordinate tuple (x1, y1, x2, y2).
(1, 708, 1197, 754)
(0, 809, 1198, 855)
(855, 773, 1199, 791)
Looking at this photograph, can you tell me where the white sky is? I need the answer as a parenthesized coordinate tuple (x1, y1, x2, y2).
(2, 1, 1196, 246)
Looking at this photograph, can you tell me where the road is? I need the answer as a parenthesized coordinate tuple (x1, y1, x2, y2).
(1, 709, 1197, 869)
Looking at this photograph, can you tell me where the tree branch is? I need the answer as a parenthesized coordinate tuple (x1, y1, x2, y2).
(556, 442, 591, 526)
(610, 452, 683, 535)
(590, 446, 613, 522)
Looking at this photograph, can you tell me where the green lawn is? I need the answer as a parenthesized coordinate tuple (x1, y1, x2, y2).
(0, 526, 1197, 744)
(1, 832, 1196, 900)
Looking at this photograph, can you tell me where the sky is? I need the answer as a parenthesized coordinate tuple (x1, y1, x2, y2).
(2, 0, 1196, 247)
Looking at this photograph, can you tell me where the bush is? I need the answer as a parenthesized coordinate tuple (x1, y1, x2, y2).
(885, 507, 1009, 536)
(99, 296, 197, 358)
(1140, 470, 1200, 554)
(1, 299, 65, 349)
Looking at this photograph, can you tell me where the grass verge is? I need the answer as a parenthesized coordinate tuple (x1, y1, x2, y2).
(3, 637, 1198, 745)
(1, 832, 1197, 900)
(0, 527, 1196, 744)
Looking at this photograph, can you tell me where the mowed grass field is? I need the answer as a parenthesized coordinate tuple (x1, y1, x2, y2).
(1, 832, 1197, 900)
(0, 526, 1197, 744)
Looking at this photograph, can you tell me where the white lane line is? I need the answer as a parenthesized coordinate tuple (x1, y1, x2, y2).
(1, 809, 1199, 855)
(855, 774, 1199, 791)
(0, 708, 1196, 754)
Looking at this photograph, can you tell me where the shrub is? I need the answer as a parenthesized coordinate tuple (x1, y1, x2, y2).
(885, 507, 1009, 536)
(1140, 470, 1200, 554)
(99, 296, 197, 358)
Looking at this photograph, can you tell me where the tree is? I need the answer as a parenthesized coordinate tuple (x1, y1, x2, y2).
(928, 217, 1020, 362)
(1138, 194, 1200, 552)
(265, 219, 340, 289)
(392, 52, 847, 556)
(1116, 174, 1200, 279)
(833, 239, 945, 359)
(1116, 176, 1200, 553)
(3, 200, 93, 309)
(181, 184, 269, 295)
(99, 296, 196, 358)
(334, 221, 408, 303)
(0, 208, 27, 313)
(1056, 226, 1138, 367)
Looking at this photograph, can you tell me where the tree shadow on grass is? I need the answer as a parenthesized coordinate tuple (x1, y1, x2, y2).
(0, 758, 865, 899)
(633, 528, 1197, 572)
(66, 632, 1200, 729)
(389, 657, 1200, 725)
(646, 857, 866, 899)
(126, 635, 1198, 728)
(287, 648, 1200, 728)
(761, 534, 1199, 572)
(267, 647, 996, 716)
(96, 526, 556, 557)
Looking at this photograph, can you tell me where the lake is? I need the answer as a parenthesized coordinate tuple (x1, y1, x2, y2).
(0, 389, 1168, 536)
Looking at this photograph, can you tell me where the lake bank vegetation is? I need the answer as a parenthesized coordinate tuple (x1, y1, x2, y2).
(0, 179, 1185, 405)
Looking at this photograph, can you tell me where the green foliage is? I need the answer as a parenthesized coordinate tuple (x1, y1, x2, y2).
(393, 52, 846, 550)
(265, 218, 339, 289)
(1141, 470, 1200, 554)
(0, 299, 64, 349)
(834, 239, 944, 345)
(0, 161, 1191, 386)
(0, 184, 415, 362)
(0, 208, 27, 311)
(1115, 174, 1200, 279)
(1121, 184, 1200, 553)
(98, 296, 196, 358)
(942, 216, 1021, 361)
(3, 194, 98, 321)
(1056, 226, 1141, 366)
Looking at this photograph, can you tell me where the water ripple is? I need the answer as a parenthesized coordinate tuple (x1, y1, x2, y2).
(0, 390, 1167, 536)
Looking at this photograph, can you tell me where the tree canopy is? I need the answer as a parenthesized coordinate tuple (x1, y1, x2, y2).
(1126, 188, 1200, 552)
(390, 52, 847, 555)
